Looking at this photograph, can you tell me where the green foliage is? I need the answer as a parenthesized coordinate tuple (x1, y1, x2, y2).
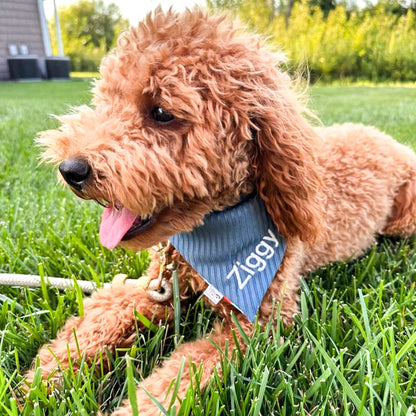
(277, 3, 416, 81)
(209, 0, 416, 81)
(49, 0, 130, 72)
(207, 0, 278, 31)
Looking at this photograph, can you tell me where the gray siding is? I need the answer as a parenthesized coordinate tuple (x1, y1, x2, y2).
(0, 0, 46, 80)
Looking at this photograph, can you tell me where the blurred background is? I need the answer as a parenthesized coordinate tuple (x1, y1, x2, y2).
(43, 0, 416, 82)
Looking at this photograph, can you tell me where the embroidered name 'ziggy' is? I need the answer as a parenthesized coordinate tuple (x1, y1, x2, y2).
(169, 194, 286, 321)
(226, 229, 280, 290)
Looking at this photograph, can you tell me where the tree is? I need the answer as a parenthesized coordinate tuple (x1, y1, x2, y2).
(309, 0, 336, 16)
(367, 0, 416, 16)
(49, 0, 129, 71)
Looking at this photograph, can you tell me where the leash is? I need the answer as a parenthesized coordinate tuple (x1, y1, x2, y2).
(0, 244, 175, 302)
(0, 273, 108, 294)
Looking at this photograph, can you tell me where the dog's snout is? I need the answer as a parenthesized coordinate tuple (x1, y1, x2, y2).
(59, 157, 91, 191)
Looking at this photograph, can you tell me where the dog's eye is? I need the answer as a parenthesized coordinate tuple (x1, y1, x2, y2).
(151, 107, 174, 124)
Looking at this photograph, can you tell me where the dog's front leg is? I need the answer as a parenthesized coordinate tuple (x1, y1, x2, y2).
(110, 318, 250, 416)
(108, 243, 304, 415)
(25, 284, 174, 384)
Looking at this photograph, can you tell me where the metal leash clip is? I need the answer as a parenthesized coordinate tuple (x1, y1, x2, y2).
(146, 242, 174, 302)
(112, 242, 175, 302)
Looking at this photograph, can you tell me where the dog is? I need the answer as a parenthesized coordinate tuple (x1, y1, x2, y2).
(31, 7, 416, 415)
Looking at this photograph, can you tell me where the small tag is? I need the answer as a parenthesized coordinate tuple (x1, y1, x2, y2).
(204, 284, 223, 305)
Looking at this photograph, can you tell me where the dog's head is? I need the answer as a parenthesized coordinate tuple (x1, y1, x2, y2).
(39, 8, 323, 251)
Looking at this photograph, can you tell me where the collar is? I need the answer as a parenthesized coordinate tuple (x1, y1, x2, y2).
(169, 193, 286, 322)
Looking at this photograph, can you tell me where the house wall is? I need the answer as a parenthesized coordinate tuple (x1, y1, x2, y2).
(0, 0, 46, 80)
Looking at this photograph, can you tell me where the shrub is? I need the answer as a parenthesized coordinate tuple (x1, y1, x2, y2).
(271, 3, 416, 81)
(210, 0, 416, 81)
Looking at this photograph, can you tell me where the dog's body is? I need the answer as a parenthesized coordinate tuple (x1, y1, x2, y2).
(31, 8, 416, 415)
(305, 123, 416, 270)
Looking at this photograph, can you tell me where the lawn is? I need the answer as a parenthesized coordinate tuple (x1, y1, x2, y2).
(0, 80, 415, 416)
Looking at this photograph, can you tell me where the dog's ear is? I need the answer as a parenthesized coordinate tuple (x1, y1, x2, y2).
(248, 73, 324, 245)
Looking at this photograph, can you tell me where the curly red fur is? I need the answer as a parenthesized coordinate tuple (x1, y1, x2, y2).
(249, 82, 324, 244)
(384, 172, 416, 236)
(32, 7, 416, 415)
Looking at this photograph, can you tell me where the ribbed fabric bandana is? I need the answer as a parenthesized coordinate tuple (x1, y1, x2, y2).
(169, 194, 286, 322)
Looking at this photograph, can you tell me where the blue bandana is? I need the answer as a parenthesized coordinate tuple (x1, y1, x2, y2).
(169, 194, 286, 322)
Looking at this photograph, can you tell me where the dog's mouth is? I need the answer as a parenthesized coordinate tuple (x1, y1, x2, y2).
(99, 203, 155, 249)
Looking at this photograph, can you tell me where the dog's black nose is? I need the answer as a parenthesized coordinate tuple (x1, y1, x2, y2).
(59, 157, 91, 191)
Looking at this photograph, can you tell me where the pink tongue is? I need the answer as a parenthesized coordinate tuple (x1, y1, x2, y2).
(99, 206, 137, 249)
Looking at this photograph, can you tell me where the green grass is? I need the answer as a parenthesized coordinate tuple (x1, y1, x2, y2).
(310, 85, 416, 148)
(0, 81, 415, 415)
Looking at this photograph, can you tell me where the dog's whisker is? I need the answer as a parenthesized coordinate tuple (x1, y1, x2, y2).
(95, 199, 107, 207)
